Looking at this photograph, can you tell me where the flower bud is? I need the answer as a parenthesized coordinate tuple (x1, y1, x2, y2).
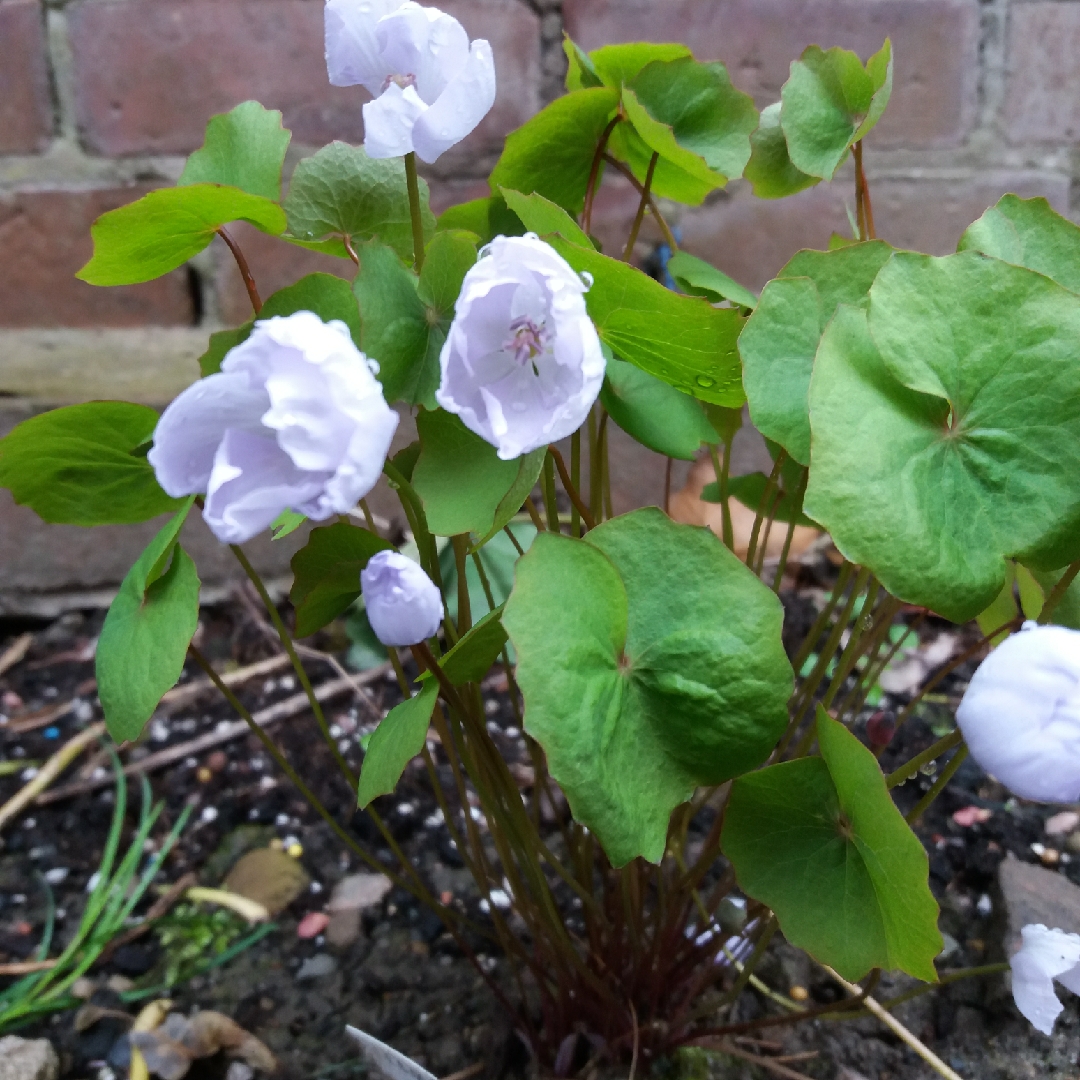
(325, 0, 496, 163)
(1010, 923, 1080, 1034)
(149, 311, 398, 544)
(436, 234, 606, 460)
(955, 623, 1080, 803)
(361, 550, 443, 646)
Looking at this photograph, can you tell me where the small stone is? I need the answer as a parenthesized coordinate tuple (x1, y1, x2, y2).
(226, 1064, 254, 1080)
(952, 805, 991, 827)
(196, 767, 213, 784)
(789, 985, 809, 1002)
(326, 873, 392, 947)
(295, 953, 338, 982)
(207, 751, 228, 773)
(938, 932, 960, 960)
(1041, 847, 1062, 867)
(0, 1036, 60, 1080)
(999, 856, 1080, 954)
(297, 912, 330, 939)
(1046, 810, 1080, 836)
(224, 848, 310, 916)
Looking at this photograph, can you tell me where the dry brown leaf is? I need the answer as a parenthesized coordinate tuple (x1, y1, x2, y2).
(224, 848, 309, 915)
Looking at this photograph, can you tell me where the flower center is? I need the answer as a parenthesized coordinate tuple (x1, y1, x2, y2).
(504, 316, 551, 370)
(383, 72, 418, 92)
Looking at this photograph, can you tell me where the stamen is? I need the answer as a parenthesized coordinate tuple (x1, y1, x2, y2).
(382, 72, 418, 92)
(504, 316, 552, 368)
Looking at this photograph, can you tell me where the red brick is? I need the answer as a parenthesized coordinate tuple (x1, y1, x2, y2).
(69, 0, 540, 166)
(1004, 4, 1080, 144)
(0, 0, 53, 152)
(591, 171, 1071, 292)
(0, 188, 195, 327)
(564, 0, 979, 148)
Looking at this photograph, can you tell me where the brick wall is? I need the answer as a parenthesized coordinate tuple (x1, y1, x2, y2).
(0, 0, 1076, 607)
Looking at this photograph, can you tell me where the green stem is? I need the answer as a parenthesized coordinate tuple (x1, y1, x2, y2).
(452, 535, 472, 636)
(570, 429, 582, 538)
(1039, 558, 1080, 623)
(887, 729, 963, 789)
(710, 441, 734, 552)
(229, 544, 357, 789)
(542, 451, 561, 532)
(622, 151, 659, 262)
(404, 151, 426, 272)
(745, 452, 786, 570)
(771, 467, 808, 592)
(718, 915, 777, 1008)
(906, 743, 968, 823)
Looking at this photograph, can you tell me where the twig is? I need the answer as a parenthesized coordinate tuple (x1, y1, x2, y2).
(7, 699, 75, 734)
(0, 960, 57, 976)
(0, 721, 106, 831)
(713, 1042, 814, 1080)
(439, 1065, 484, 1080)
(157, 653, 293, 713)
(36, 672, 386, 806)
(184, 886, 269, 923)
(98, 872, 199, 964)
(0, 633, 33, 678)
(628, 1001, 640, 1080)
(824, 966, 965, 1080)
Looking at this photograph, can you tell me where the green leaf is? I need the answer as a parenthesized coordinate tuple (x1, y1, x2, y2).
(77, 185, 286, 286)
(564, 36, 603, 91)
(589, 43, 692, 87)
(196, 272, 361, 376)
(601, 358, 718, 460)
(357, 681, 438, 808)
(489, 88, 620, 216)
(436, 196, 524, 245)
(959, 194, 1080, 295)
(354, 233, 476, 407)
(500, 188, 594, 248)
(284, 142, 433, 264)
(0, 402, 183, 525)
(290, 522, 393, 638)
(608, 58, 757, 204)
(179, 101, 291, 202)
(743, 102, 820, 200)
(723, 711, 942, 982)
(270, 509, 307, 540)
(780, 40, 893, 180)
(424, 607, 508, 686)
(667, 251, 757, 309)
(803, 254, 1080, 622)
(739, 239, 893, 465)
(504, 508, 792, 866)
(97, 502, 201, 743)
(413, 408, 545, 537)
(550, 239, 745, 406)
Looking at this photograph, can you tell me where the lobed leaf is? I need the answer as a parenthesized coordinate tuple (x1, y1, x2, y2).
(0, 401, 183, 525)
(723, 711, 942, 982)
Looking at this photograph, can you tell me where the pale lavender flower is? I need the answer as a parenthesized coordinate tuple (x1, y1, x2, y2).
(324, 0, 495, 163)
(361, 550, 443, 646)
(436, 234, 605, 460)
(149, 311, 398, 544)
(956, 623, 1080, 803)
(1010, 924, 1080, 1035)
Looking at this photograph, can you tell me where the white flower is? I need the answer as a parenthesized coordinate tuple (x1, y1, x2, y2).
(325, 0, 496, 163)
(149, 311, 399, 544)
(1010, 924, 1080, 1035)
(361, 550, 443, 646)
(955, 622, 1080, 802)
(436, 234, 605, 460)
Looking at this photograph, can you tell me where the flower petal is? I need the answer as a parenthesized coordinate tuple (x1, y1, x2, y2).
(325, 0, 404, 92)
(148, 371, 267, 497)
(1010, 924, 1080, 1035)
(362, 82, 425, 159)
(411, 39, 496, 163)
(203, 428, 326, 544)
(957, 624, 1080, 802)
(375, 2, 470, 104)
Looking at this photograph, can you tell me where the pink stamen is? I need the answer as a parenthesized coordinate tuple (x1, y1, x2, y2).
(505, 316, 551, 367)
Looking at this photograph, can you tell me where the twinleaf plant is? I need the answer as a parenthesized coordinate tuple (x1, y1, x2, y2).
(3, 6, 1075, 1070)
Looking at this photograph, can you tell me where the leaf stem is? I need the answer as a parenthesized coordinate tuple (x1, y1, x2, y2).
(549, 445, 596, 530)
(886, 729, 963, 789)
(404, 151, 426, 272)
(709, 442, 734, 551)
(601, 152, 679, 251)
(582, 114, 622, 237)
(217, 226, 262, 314)
(622, 151, 660, 262)
(1038, 558, 1080, 623)
(905, 743, 968, 823)
(852, 141, 876, 241)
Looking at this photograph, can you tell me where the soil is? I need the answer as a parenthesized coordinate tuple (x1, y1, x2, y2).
(2, 567, 1079, 1080)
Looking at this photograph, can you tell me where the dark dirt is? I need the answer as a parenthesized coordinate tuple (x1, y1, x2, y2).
(2, 567, 1080, 1080)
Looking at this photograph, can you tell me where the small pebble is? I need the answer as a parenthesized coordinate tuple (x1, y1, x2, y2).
(1046, 811, 1080, 836)
(2, 690, 24, 711)
(44, 868, 69, 885)
(295, 953, 337, 982)
(196, 767, 213, 784)
(207, 750, 228, 772)
(42, 727, 59, 740)
(73, 699, 94, 723)
(789, 985, 809, 1002)
(200, 806, 219, 824)
(1041, 847, 1061, 867)
(976, 894, 992, 916)
(287, 842, 303, 859)
(952, 806, 991, 827)
(297, 912, 330, 939)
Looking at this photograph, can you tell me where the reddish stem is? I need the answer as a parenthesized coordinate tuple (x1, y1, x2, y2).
(218, 226, 262, 314)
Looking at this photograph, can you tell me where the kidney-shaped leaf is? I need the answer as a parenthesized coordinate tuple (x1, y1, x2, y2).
(780, 40, 892, 180)
(504, 508, 792, 866)
(723, 711, 942, 982)
(551, 239, 745, 406)
(0, 401, 184, 525)
(97, 502, 201, 743)
(743, 102, 820, 201)
(357, 681, 438, 808)
(804, 252, 1080, 622)
(667, 251, 757, 310)
(413, 408, 546, 538)
(959, 194, 1080, 295)
(179, 101, 291, 203)
(284, 142, 433, 264)
(78, 185, 286, 286)
(290, 522, 393, 638)
(739, 240, 893, 465)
